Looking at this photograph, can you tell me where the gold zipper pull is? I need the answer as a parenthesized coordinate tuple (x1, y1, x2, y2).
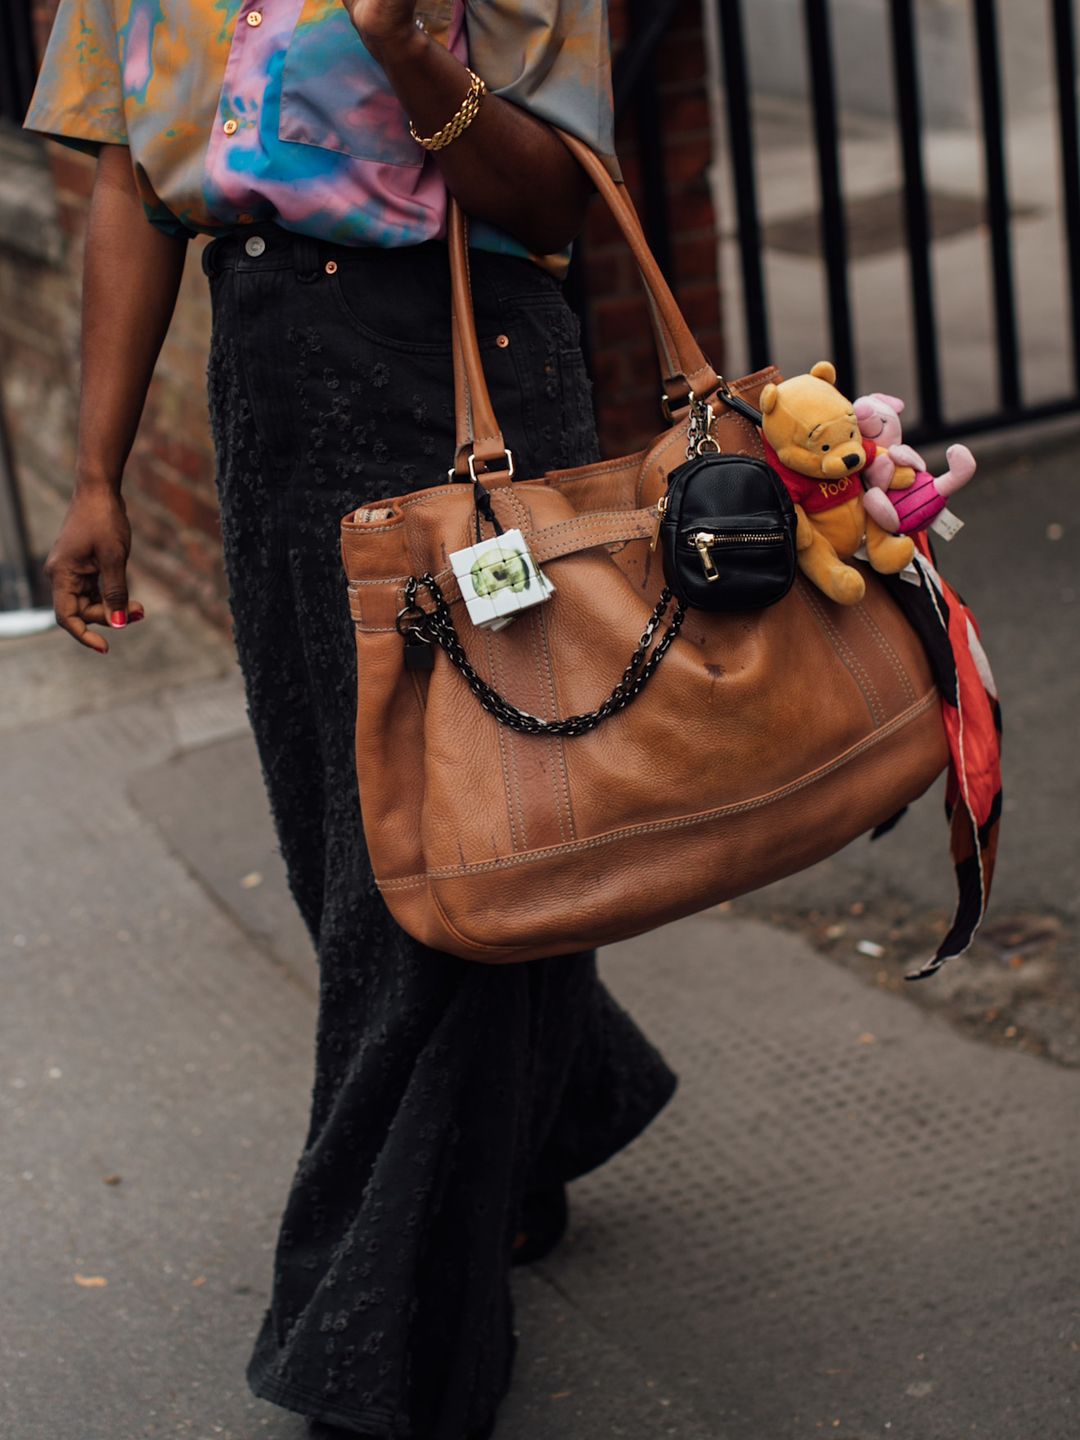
(694, 532, 720, 581)
(650, 492, 669, 551)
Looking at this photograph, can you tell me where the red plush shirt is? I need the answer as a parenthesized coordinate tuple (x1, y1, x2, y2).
(763, 438, 876, 514)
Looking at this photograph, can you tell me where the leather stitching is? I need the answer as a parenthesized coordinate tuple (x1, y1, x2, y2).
(635, 427, 686, 506)
(485, 627, 527, 853)
(373, 688, 940, 886)
(538, 601, 577, 843)
(802, 587, 884, 726)
(496, 491, 547, 849)
(530, 511, 655, 547)
(799, 586, 885, 727)
(855, 604, 918, 705)
(346, 508, 656, 591)
(546, 453, 648, 482)
(501, 487, 572, 846)
(348, 510, 659, 628)
(525, 608, 568, 846)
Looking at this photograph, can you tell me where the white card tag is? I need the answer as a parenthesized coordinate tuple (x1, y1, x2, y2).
(930, 507, 964, 541)
(449, 529, 554, 632)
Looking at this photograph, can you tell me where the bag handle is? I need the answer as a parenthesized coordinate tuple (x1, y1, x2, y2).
(449, 206, 515, 483)
(449, 128, 723, 480)
(558, 131, 720, 403)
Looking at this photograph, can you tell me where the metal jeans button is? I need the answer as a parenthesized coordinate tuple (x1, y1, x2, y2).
(244, 235, 267, 258)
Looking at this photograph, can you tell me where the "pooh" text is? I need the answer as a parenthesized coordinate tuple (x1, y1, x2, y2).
(818, 479, 855, 499)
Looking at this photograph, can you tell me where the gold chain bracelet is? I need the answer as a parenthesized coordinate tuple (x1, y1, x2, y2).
(409, 69, 487, 153)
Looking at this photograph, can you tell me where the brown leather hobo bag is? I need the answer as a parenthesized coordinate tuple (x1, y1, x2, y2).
(341, 135, 949, 963)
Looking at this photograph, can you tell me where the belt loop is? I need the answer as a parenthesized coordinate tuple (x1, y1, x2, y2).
(200, 236, 218, 278)
(294, 235, 321, 284)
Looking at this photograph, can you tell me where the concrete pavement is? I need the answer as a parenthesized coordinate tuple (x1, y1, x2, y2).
(2, 427, 1078, 1439)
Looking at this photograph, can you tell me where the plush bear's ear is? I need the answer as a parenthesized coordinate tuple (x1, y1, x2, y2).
(760, 383, 779, 414)
(872, 392, 905, 414)
(810, 361, 837, 385)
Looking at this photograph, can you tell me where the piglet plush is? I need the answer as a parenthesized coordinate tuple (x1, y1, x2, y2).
(854, 392, 976, 536)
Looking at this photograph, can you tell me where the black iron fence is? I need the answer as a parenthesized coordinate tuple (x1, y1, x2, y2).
(601, 0, 1080, 447)
(717, 0, 1080, 443)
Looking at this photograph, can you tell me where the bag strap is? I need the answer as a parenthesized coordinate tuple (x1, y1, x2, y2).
(449, 208, 514, 483)
(449, 128, 723, 481)
(348, 506, 660, 629)
(558, 132, 720, 402)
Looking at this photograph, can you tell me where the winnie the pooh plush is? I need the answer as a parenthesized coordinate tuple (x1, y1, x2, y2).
(759, 361, 915, 605)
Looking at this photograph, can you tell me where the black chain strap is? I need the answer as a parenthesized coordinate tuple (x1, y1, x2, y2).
(399, 573, 685, 737)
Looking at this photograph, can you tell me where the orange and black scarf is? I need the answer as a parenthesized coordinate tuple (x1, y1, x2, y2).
(880, 534, 1003, 979)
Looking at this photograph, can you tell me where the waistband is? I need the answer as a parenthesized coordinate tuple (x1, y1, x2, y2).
(201, 224, 450, 279)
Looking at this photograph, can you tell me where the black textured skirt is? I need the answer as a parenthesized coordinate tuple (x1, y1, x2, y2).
(202, 227, 677, 1440)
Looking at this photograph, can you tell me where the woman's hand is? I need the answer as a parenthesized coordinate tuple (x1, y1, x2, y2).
(341, 0, 592, 252)
(341, 0, 421, 57)
(51, 143, 185, 655)
(45, 482, 143, 653)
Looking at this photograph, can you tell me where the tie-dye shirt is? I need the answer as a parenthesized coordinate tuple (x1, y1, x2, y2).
(23, 0, 614, 267)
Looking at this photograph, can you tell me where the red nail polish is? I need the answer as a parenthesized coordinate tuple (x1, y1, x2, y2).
(110, 611, 127, 628)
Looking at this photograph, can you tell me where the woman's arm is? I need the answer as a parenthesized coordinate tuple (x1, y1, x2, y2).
(46, 143, 187, 651)
(348, 1, 594, 254)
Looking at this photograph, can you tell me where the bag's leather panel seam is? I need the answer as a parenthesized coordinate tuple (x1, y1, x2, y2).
(538, 602, 578, 843)
(798, 585, 885, 728)
(854, 602, 918, 706)
(500, 485, 576, 846)
(375, 687, 939, 887)
(484, 626, 526, 853)
(346, 507, 659, 591)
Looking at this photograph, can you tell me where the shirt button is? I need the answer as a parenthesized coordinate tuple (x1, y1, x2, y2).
(245, 235, 267, 258)
(222, 118, 238, 136)
(246, 9, 263, 24)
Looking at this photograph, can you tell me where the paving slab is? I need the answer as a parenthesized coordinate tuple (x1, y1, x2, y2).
(128, 724, 315, 988)
(0, 695, 313, 1440)
(3, 653, 1077, 1438)
(540, 917, 1080, 1440)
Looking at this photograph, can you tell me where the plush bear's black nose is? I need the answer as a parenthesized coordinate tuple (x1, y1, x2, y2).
(842, 452, 860, 470)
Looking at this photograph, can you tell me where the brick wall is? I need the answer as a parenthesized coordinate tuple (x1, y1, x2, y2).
(590, 0, 724, 449)
(1, 0, 721, 628)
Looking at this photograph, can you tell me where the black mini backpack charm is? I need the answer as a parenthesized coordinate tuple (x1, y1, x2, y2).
(658, 397, 798, 612)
